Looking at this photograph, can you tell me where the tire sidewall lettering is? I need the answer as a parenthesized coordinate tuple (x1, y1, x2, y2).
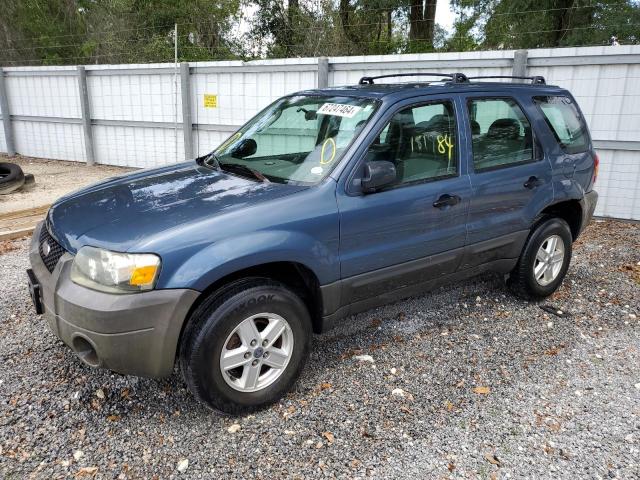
(228, 293, 275, 317)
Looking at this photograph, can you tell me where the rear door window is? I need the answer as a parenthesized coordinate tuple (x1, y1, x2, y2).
(533, 96, 589, 154)
(467, 97, 534, 171)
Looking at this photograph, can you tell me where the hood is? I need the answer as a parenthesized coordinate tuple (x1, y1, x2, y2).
(48, 162, 306, 253)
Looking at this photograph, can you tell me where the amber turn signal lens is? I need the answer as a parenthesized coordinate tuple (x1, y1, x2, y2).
(129, 265, 159, 286)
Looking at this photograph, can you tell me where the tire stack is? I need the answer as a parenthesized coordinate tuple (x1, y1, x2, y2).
(0, 162, 35, 194)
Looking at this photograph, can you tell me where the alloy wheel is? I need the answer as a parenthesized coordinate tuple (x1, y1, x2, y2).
(534, 234, 565, 286)
(219, 313, 294, 393)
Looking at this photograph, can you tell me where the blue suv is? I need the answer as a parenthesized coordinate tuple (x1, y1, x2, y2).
(27, 73, 598, 413)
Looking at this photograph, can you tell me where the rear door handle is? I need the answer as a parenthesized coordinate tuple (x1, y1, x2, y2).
(433, 194, 461, 209)
(524, 176, 542, 189)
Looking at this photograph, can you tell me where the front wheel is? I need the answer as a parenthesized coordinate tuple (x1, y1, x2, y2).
(179, 278, 311, 414)
(508, 217, 573, 300)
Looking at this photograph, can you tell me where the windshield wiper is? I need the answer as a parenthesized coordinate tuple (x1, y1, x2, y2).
(196, 152, 222, 171)
(219, 162, 270, 183)
(207, 152, 222, 170)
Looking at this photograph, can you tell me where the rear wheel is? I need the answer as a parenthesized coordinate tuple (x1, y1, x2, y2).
(508, 217, 572, 300)
(179, 278, 311, 414)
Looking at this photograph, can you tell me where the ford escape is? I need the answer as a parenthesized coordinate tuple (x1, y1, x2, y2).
(27, 73, 598, 413)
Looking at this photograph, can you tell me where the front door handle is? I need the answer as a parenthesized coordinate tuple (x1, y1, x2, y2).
(433, 194, 461, 209)
(524, 176, 542, 189)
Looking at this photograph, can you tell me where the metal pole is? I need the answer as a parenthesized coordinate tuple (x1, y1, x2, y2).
(317, 57, 329, 88)
(513, 50, 529, 81)
(77, 66, 95, 165)
(174, 23, 178, 163)
(180, 63, 193, 160)
(0, 68, 16, 156)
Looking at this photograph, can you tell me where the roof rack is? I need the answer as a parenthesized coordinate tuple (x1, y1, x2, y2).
(358, 72, 468, 85)
(466, 75, 546, 85)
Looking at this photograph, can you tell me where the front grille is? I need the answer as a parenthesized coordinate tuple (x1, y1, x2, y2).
(39, 226, 66, 273)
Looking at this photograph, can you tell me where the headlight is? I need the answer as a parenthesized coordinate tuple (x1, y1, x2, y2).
(70, 246, 161, 293)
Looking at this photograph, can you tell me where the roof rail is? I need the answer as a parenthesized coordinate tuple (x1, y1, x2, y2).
(358, 72, 468, 85)
(466, 75, 546, 85)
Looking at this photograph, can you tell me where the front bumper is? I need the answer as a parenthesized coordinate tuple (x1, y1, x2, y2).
(28, 222, 199, 378)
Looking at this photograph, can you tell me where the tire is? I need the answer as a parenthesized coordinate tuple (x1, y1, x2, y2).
(508, 216, 573, 300)
(179, 278, 312, 414)
(0, 162, 25, 195)
(21, 173, 36, 191)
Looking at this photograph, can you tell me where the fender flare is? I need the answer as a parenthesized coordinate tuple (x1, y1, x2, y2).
(161, 230, 338, 291)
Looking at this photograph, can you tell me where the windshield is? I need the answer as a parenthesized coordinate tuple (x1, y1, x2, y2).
(208, 95, 379, 184)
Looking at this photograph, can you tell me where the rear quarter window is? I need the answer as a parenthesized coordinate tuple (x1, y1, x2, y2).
(533, 96, 589, 154)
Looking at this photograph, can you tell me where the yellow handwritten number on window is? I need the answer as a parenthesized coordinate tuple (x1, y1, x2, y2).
(437, 134, 454, 162)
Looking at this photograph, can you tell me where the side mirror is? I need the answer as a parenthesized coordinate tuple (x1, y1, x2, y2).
(361, 161, 396, 193)
(231, 138, 257, 158)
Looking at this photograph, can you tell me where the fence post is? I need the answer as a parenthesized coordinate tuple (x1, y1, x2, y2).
(77, 66, 95, 166)
(317, 57, 329, 88)
(0, 68, 16, 156)
(180, 62, 194, 160)
(512, 49, 528, 81)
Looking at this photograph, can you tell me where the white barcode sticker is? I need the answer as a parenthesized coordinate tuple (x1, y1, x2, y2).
(317, 103, 362, 118)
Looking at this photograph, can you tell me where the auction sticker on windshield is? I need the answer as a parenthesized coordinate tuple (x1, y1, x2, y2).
(317, 103, 362, 118)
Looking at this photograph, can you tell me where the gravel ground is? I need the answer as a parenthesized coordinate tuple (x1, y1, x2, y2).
(1, 220, 639, 479)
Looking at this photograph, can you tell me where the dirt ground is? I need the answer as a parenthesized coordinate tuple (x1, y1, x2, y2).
(0, 155, 135, 215)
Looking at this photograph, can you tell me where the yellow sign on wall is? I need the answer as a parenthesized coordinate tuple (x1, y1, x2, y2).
(204, 94, 218, 108)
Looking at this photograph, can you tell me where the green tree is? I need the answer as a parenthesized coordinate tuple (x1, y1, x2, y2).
(452, 0, 640, 49)
(336, 0, 438, 53)
(407, 0, 437, 46)
(0, 0, 241, 66)
(0, 0, 87, 65)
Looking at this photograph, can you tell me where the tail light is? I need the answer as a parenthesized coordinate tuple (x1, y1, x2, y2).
(592, 152, 599, 184)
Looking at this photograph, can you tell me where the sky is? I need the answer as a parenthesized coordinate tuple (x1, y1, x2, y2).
(436, 0, 456, 32)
